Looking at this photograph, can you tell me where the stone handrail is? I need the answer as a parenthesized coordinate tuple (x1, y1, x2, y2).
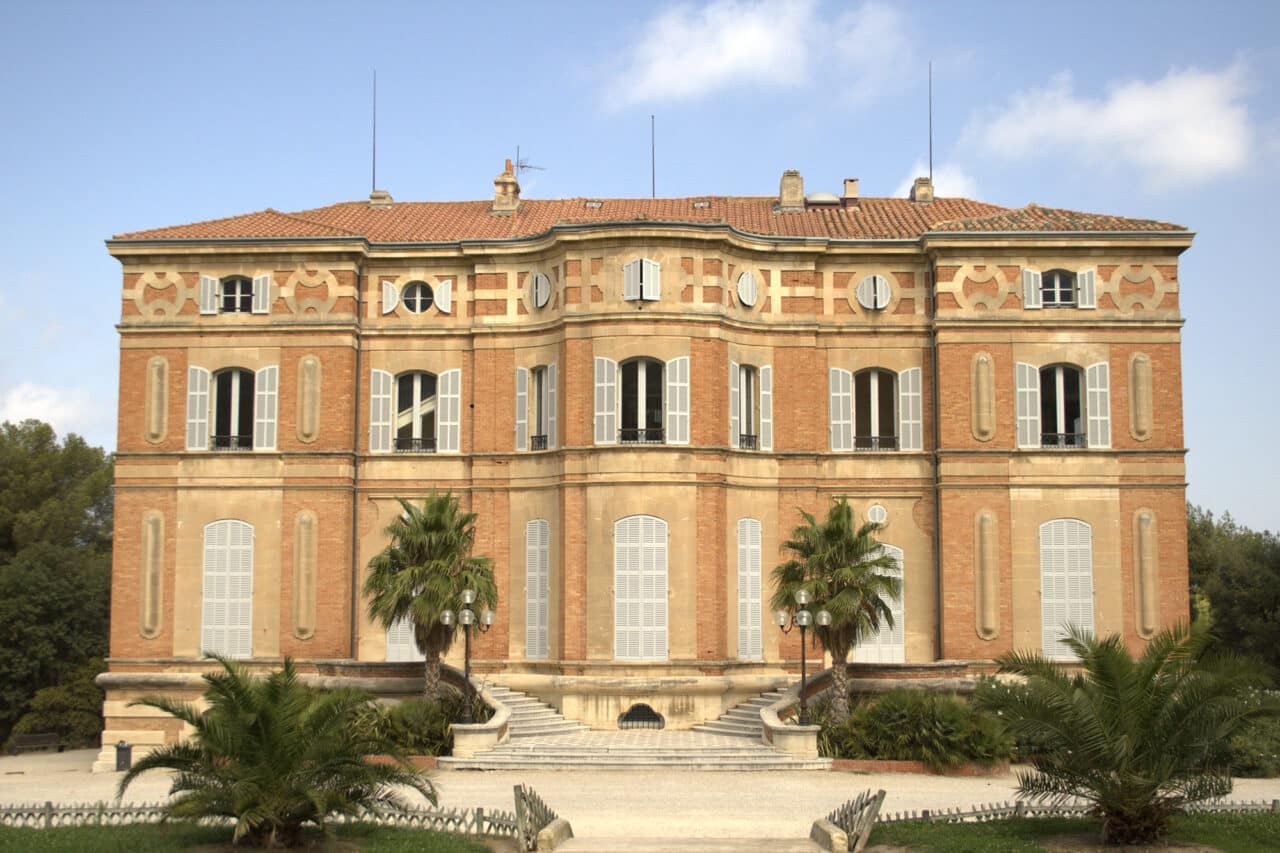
(759, 676, 820, 759)
(448, 669, 511, 759)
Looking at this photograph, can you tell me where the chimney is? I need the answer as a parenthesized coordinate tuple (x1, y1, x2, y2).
(910, 176, 934, 204)
(368, 189, 393, 208)
(778, 169, 804, 212)
(492, 158, 520, 214)
(842, 178, 859, 201)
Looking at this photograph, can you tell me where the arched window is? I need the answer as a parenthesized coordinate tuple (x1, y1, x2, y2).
(220, 276, 253, 313)
(385, 617, 426, 662)
(737, 518, 762, 660)
(1040, 518, 1094, 661)
(620, 358, 665, 443)
(1039, 364, 1084, 448)
(1041, 269, 1078, 308)
(395, 371, 437, 452)
(854, 368, 897, 450)
(614, 515, 668, 660)
(212, 368, 254, 450)
(401, 281, 434, 313)
(853, 544, 904, 663)
(525, 519, 550, 659)
(202, 519, 254, 659)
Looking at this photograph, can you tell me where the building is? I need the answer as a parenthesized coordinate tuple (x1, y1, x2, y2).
(96, 163, 1192, 768)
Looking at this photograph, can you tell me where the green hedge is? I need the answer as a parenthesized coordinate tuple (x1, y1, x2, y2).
(356, 689, 493, 757)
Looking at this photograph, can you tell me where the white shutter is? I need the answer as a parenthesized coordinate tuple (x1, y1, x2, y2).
(854, 545, 904, 663)
(253, 365, 278, 450)
(199, 275, 218, 314)
(381, 280, 399, 315)
(644, 516, 668, 660)
(856, 276, 874, 310)
(737, 518, 762, 660)
(759, 365, 773, 451)
(436, 279, 453, 314)
(386, 617, 425, 662)
(1016, 363, 1041, 449)
(737, 271, 757, 307)
(202, 520, 253, 659)
(514, 366, 529, 451)
(623, 260, 641, 301)
(1041, 519, 1093, 660)
(436, 368, 461, 452)
(369, 369, 393, 453)
(898, 367, 922, 451)
(1023, 269, 1043, 309)
(615, 516, 667, 661)
(525, 520, 550, 659)
(186, 366, 210, 450)
(1078, 268, 1097, 309)
(1086, 361, 1111, 448)
(546, 362, 557, 449)
(729, 361, 740, 446)
(614, 517, 640, 659)
(666, 356, 689, 445)
(829, 368, 853, 451)
(251, 274, 271, 314)
(641, 259, 661, 301)
(594, 357, 617, 444)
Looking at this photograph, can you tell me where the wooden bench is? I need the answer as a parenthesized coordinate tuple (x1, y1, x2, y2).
(8, 733, 63, 755)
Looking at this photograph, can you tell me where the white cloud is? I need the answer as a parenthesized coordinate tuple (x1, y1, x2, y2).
(0, 383, 111, 443)
(603, 1, 910, 108)
(964, 63, 1252, 189)
(894, 160, 979, 198)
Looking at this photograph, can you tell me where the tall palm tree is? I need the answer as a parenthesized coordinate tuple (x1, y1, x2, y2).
(364, 493, 497, 700)
(977, 623, 1280, 845)
(771, 499, 900, 720)
(117, 656, 433, 849)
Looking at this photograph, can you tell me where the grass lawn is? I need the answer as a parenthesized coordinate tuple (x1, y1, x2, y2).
(0, 822, 493, 852)
(868, 811, 1280, 853)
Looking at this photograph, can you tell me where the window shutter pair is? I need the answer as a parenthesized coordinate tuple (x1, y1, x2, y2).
(737, 518, 762, 660)
(622, 259, 660, 301)
(379, 280, 453, 314)
(1039, 519, 1094, 661)
(728, 362, 773, 450)
(369, 368, 462, 452)
(592, 356, 688, 445)
(201, 519, 254, 659)
(185, 365, 278, 450)
(1015, 361, 1110, 449)
(514, 363, 558, 451)
(525, 519, 550, 659)
(1023, 268, 1098, 309)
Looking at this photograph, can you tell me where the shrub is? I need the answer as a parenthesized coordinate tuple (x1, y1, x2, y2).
(9, 659, 104, 749)
(357, 688, 493, 757)
(1226, 694, 1280, 778)
(820, 689, 1013, 771)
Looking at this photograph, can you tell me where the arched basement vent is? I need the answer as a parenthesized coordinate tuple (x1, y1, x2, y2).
(617, 703, 665, 730)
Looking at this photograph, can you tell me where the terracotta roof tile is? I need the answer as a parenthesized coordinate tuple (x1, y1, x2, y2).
(112, 196, 1185, 243)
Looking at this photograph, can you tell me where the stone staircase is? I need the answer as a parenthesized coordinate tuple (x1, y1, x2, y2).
(690, 685, 790, 739)
(440, 682, 829, 771)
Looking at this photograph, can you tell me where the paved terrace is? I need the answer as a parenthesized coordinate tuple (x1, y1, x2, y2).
(3, 750, 1279, 841)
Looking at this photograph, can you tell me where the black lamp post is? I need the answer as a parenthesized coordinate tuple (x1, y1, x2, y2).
(776, 588, 831, 725)
(440, 588, 494, 724)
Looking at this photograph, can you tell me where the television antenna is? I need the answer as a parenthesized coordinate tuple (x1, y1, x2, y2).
(514, 145, 545, 180)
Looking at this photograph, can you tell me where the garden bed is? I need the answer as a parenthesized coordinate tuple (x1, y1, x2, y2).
(0, 822, 491, 852)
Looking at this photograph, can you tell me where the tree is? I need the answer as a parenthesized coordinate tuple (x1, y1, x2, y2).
(771, 499, 900, 720)
(10, 658, 106, 748)
(977, 623, 1279, 845)
(0, 420, 112, 744)
(1187, 503, 1280, 677)
(118, 656, 435, 849)
(364, 494, 497, 700)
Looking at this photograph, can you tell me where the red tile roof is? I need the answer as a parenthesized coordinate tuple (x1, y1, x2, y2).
(112, 197, 1186, 243)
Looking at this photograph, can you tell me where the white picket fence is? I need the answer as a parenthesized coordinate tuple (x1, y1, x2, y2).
(877, 798, 1280, 825)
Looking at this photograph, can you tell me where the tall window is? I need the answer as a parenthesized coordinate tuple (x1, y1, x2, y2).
(854, 368, 897, 450)
(386, 617, 426, 662)
(525, 519, 550, 659)
(620, 358, 665, 443)
(730, 361, 772, 451)
(220, 276, 253, 313)
(738, 365, 758, 449)
(853, 544, 904, 664)
(737, 518, 762, 660)
(202, 519, 253, 659)
(516, 364, 557, 451)
(1040, 519, 1094, 661)
(212, 369, 254, 450)
(614, 515, 668, 660)
(395, 371, 437, 452)
(1039, 364, 1084, 448)
(1041, 269, 1078, 308)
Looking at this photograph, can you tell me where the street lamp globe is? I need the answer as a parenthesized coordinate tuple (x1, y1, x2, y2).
(816, 610, 832, 627)
(460, 608, 476, 626)
(461, 588, 476, 606)
(794, 589, 810, 607)
(440, 609, 455, 626)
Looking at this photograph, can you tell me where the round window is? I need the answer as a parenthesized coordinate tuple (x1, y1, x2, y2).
(856, 275, 891, 311)
(867, 504, 888, 526)
(530, 272, 551, 309)
(736, 270, 758, 307)
(402, 281, 434, 313)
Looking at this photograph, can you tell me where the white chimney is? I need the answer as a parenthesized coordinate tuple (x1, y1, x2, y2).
(779, 169, 804, 212)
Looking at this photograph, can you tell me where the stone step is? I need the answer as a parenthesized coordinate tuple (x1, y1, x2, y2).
(690, 721, 760, 737)
(558, 838, 822, 852)
(509, 723, 592, 737)
(439, 756, 832, 771)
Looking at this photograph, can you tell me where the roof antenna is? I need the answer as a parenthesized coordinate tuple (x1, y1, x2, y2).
(650, 115, 656, 198)
(513, 144, 545, 180)
(371, 69, 378, 193)
(928, 61, 933, 183)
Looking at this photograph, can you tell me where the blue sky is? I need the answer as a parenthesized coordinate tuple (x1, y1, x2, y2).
(1, 1, 1277, 530)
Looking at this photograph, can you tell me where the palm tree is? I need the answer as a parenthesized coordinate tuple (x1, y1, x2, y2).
(771, 499, 900, 720)
(977, 623, 1280, 845)
(364, 493, 498, 700)
(117, 656, 434, 849)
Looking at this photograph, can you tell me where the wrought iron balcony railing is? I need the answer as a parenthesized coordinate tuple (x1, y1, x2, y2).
(619, 427, 665, 445)
(394, 436, 438, 453)
(211, 434, 253, 451)
(1041, 432, 1086, 449)
(853, 435, 898, 451)
(530, 434, 548, 451)
(738, 433, 758, 450)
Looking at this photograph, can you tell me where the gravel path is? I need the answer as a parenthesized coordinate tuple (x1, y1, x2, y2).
(4, 750, 1278, 840)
